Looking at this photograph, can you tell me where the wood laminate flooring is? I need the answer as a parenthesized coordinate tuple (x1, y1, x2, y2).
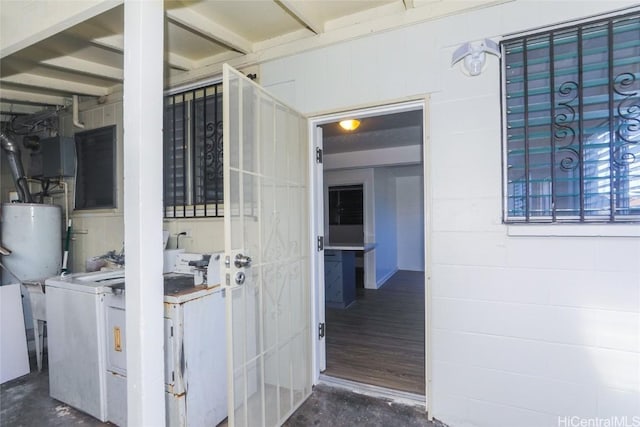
(324, 270, 425, 395)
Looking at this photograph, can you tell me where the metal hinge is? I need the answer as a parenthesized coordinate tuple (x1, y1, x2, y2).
(315, 147, 323, 164)
(318, 322, 325, 339)
(317, 236, 324, 251)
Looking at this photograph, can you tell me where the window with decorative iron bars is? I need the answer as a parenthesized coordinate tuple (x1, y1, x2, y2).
(502, 12, 640, 223)
(164, 83, 223, 218)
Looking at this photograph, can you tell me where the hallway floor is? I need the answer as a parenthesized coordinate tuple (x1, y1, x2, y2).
(1, 361, 436, 426)
(325, 270, 426, 394)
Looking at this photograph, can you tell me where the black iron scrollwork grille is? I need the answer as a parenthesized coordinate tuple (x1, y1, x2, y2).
(164, 83, 224, 218)
(502, 12, 640, 223)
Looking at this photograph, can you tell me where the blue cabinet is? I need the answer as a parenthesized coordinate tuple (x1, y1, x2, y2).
(324, 250, 356, 309)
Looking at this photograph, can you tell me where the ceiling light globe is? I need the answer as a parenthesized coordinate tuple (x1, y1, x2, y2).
(339, 119, 361, 131)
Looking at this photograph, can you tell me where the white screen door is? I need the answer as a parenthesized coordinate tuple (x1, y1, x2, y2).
(223, 64, 312, 427)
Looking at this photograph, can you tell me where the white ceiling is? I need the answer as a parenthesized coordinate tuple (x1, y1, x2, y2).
(322, 110, 422, 154)
(0, 0, 507, 120)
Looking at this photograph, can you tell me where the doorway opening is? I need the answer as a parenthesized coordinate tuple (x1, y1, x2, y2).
(310, 100, 428, 403)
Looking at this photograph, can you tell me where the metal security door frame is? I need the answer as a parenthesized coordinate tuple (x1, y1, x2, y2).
(223, 64, 313, 427)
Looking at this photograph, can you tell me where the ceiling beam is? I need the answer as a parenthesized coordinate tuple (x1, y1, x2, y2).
(89, 33, 193, 70)
(90, 34, 125, 52)
(0, 102, 48, 116)
(276, 0, 324, 34)
(0, 0, 123, 59)
(40, 56, 123, 81)
(166, 8, 253, 54)
(1, 74, 110, 97)
(166, 53, 193, 72)
(7, 41, 124, 81)
(0, 88, 69, 106)
(403, 0, 416, 10)
(194, 51, 244, 70)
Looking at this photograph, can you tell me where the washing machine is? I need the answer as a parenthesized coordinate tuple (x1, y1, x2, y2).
(104, 253, 227, 427)
(45, 270, 125, 422)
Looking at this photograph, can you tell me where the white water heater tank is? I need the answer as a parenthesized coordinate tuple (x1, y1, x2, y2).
(1, 203, 62, 284)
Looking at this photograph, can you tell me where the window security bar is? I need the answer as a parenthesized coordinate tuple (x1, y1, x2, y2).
(502, 12, 640, 223)
(164, 83, 223, 218)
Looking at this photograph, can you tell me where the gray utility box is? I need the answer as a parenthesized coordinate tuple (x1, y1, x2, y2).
(29, 136, 76, 178)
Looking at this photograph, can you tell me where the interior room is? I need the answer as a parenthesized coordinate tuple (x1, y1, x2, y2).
(1, 2, 639, 427)
(319, 110, 426, 396)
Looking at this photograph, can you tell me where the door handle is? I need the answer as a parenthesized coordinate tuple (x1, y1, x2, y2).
(234, 253, 252, 268)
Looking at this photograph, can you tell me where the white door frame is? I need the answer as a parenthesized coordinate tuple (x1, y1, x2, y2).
(308, 97, 432, 415)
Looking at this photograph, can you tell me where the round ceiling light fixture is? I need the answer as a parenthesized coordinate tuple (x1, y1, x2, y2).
(339, 119, 360, 131)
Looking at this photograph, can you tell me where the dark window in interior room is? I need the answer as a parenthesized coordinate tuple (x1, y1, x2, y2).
(164, 83, 223, 218)
(74, 125, 116, 210)
(502, 12, 639, 223)
(329, 185, 363, 225)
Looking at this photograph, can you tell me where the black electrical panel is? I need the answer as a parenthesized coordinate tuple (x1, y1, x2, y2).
(29, 136, 76, 178)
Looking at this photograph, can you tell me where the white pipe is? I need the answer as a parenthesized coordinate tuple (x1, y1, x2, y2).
(72, 95, 85, 129)
(62, 180, 69, 230)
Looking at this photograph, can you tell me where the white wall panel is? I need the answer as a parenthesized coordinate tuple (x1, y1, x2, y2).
(431, 231, 507, 267)
(434, 360, 599, 419)
(162, 218, 225, 253)
(302, 48, 329, 112)
(594, 239, 640, 273)
(396, 175, 424, 271)
(430, 127, 502, 199)
(548, 270, 640, 312)
(431, 198, 502, 233)
(594, 310, 640, 353)
(373, 167, 398, 285)
(401, 23, 442, 97)
(432, 264, 552, 305)
(432, 330, 600, 386)
(432, 391, 554, 427)
(433, 298, 610, 348)
(430, 94, 499, 134)
(597, 388, 640, 419)
(504, 237, 598, 271)
(324, 43, 354, 109)
(591, 348, 640, 391)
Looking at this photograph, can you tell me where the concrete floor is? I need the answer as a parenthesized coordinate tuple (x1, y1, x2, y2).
(0, 368, 108, 426)
(1, 356, 439, 426)
(284, 384, 438, 427)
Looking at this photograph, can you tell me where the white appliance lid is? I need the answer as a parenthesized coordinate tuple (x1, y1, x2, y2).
(45, 270, 125, 294)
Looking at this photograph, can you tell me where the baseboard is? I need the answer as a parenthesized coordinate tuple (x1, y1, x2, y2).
(376, 267, 398, 288)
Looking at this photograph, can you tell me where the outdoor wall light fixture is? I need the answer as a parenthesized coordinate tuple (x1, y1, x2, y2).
(339, 119, 360, 131)
(451, 38, 501, 76)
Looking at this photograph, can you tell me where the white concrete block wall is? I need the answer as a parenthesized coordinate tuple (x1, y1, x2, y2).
(58, 95, 126, 272)
(163, 218, 225, 253)
(260, 1, 640, 426)
(58, 94, 226, 271)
